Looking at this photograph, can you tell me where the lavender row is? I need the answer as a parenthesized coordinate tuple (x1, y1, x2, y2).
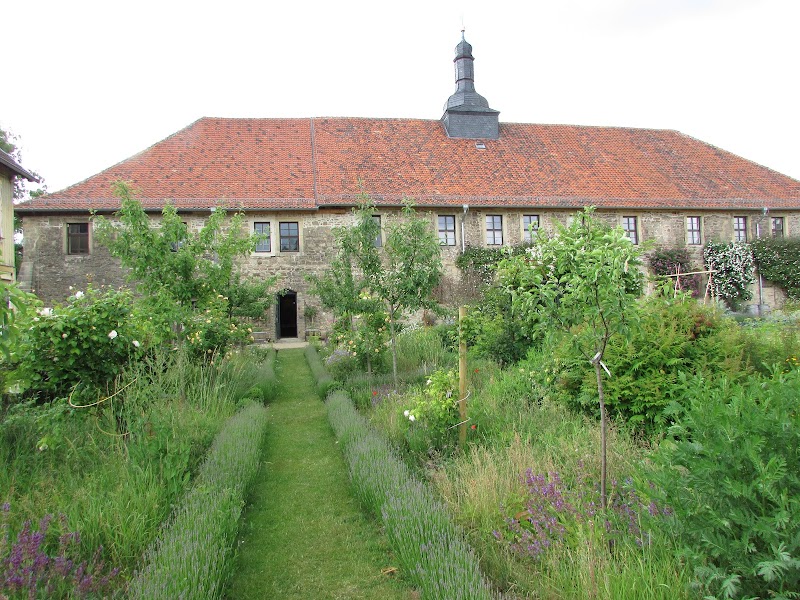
(305, 344, 336, 398)
(127, 402, 268, 599)
(326, 391, 494, 600)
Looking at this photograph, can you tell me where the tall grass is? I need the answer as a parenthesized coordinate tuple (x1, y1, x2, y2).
(426, 366, 692, 599)
(326, 390, 494, 599)
(0, 346, 276, 592)
(395, 326, 454, 374)
(128, 401, 269, 599)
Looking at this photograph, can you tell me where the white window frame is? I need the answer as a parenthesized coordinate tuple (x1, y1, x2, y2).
(486, 214, 504, 246)
(438, 215, 456, 246)
(622, 215, 639, 245)
(686, 216, 702, 245)
(522, 214, 540, 242)
(733, 216, 748, 242)
(254, 222, 271, 253)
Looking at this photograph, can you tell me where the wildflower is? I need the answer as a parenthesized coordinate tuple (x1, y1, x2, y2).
(426, 378, 432, 385)
(132, 340, 141, 348)
(61, 333, 67, 339)
(409, 414, 416, 422)
(108, 330, 118, 340)
(33, 316, 39, 322)
(74, 290, 85, 299)
(373, 391, 378, 396)
(38, 307, 53, 317)
(474, 368, 479, 374)
(403, 410, 410, 417)
(471, 424, 477, 430)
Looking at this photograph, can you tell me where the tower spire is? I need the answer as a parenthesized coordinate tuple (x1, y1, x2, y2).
(441, 32, 499, 139)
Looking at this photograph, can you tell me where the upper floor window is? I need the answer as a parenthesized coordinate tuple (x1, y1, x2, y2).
(373, 215, 382, 248)
(772, 217, 785, 238)
(67, 223, 90, 255)
(254, 222, 271, 252)
(280, 221, 299, 252)
(686, 216, 702, 245)
(438, 215, 456, 246)
(522, 214, 540, 242)
(486, 215, 503, 246)
(733, 216, 748, 242)
(622, 216, 639, 245)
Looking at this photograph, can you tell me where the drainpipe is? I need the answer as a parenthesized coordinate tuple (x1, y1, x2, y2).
(461, 204, 469, 252)
(757, 207, 768, 315)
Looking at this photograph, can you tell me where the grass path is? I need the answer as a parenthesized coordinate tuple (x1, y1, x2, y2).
(225, 348, 413, 600)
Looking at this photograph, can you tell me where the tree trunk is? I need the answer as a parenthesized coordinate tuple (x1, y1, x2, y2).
(593, 360, 608, 511)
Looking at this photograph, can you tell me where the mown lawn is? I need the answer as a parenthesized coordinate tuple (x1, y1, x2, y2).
(226, 348, 413, 600)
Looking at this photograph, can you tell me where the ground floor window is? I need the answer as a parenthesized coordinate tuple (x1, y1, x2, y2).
(486, 215, 503, 245)
(522, 214, 539, 242)
(67, 223, 90, 254)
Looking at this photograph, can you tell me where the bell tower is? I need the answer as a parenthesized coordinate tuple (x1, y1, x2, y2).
(441, 31, 500, 139)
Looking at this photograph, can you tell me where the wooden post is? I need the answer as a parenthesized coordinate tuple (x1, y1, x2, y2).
(458, 305, 468, 448)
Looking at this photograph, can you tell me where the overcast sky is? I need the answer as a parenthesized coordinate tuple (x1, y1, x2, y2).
(3, 0, 799, 194)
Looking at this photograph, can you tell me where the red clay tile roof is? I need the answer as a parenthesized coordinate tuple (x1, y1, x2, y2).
(16, 117, 800, 213)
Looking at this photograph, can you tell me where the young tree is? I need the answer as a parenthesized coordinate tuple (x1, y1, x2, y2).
(308, 198, 387, 375)
(365, 200, 443, 387)
(94, 182, 275, 344)
(499, 208, 644, 509)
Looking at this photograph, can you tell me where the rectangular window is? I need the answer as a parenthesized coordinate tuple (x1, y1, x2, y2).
(486, 215, 503, 246)
(522, 214, 540, 242)
(622, 216, 639, 245)
(67, 223, 90, 255)
(686, 216, 702, 245)
(772, 217, 785, 238)
(279, 221, 299, 252)
(438, 215, 456, 246)
(733, 216, 748, 242)
(373, 215, 382, 247)
(254, 222, 271, 252)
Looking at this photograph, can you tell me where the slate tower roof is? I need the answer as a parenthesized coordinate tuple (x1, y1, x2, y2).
(441, 32, 500, 140)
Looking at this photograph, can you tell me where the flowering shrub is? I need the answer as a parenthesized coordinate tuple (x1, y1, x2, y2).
(12, 287, 144, 401)
(402, 369, 460, 451)
(0, 505, 120, 598)
(703, 241, 755, 309)
(751, 236, 800, 300)
(184, 300, 253, 362)
(649, 247, 701, 297)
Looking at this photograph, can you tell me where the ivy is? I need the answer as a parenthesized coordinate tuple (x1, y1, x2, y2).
(703, 241, 755, 309)
(751, 237, 800, 301)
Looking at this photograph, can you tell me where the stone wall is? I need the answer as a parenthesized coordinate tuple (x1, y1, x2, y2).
(19, 206, 800, 334)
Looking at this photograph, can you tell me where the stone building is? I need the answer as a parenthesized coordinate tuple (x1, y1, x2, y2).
(16, 34, 800, 338)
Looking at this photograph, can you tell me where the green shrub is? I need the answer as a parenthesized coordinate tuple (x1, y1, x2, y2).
(543, 295, 744, 435)
(752, 236, 800, 300)
(128, 402, 268, 599)
(399, 368, 460, 454)
(12, 287, 145, 402)
(305, 344, 335, 398)
(736, 314, 800, 375)
(645, 370, 800, 599)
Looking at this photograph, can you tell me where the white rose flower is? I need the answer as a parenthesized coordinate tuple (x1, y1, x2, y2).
(74, 291, 85, 299)
(403, 410, 410, 417)
(409, 414, 416, 422)
(108, 330, 118, 340)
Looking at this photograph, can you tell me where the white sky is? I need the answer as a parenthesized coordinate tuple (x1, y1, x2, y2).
(2, 0, 799, 194)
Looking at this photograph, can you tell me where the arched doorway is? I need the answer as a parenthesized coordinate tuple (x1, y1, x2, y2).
(276, 289, 298, 338)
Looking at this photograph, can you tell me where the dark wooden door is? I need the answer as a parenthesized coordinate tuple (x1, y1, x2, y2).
(277, 291, 298, 338)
